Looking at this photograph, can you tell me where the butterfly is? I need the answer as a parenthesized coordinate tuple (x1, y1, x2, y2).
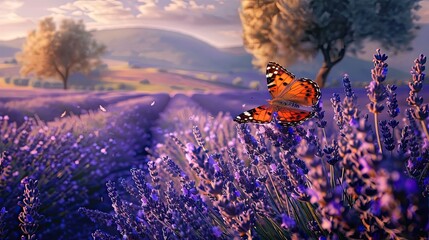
(234, 62, 321, 126)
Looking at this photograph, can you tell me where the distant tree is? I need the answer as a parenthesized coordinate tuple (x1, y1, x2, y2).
(16, 17, 105, 90)
(240, 0, 420, 87)
(249, 80, 261, 90)
(232, 77, 244, 86)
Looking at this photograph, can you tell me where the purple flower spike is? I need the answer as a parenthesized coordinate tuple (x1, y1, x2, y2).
(407, 54, 428, 120)
(18, 178, 42, 240)
(367, 49, 388, 114)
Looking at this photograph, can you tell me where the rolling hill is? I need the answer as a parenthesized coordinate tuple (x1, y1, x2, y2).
(0, 27, 420, 86)
(0, 45, 19, 58)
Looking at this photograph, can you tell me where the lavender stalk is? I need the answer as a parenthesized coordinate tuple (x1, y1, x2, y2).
(367, 49, 388, 154)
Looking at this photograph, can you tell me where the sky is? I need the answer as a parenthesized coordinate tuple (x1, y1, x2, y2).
(1, 0, 429, 48)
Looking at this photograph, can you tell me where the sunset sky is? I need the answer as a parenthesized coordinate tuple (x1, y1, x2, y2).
(1, 0, 429, 48)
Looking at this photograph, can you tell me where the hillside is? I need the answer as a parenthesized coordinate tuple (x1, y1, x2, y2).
(0, 27, 417, 86)
(0, 45, 19, 58)
(93, 28, 254, 72)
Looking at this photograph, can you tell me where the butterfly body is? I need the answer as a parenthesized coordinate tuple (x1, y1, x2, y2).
(234, 62, 321, 126)
(268, 98, 302, 110)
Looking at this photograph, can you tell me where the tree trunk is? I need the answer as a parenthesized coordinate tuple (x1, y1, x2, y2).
(316, 43, 346, 88)
(62, 71, 69, 90)
(61, 76, 68, 90)
(315, 63, 333, 88)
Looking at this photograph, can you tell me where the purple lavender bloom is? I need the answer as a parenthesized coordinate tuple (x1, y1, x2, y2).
(331, 93, 344, 130)
(91, 230, 117, 240)
(18, 178, 42, 240)
(313, 100, 327, 129)
(367, 49, 388, 114)
(281, 214, 296, 229)
(0, 207, 7, 239)
(406, 53, 429, 177)
(407, 54, 427, 109)
(398, 126, 410, 156)
(386, 85, 400, 129)
(211, 226, 222, 238)
(342, 74, 355, 99)
(380, 120, 395, 151)
(323, 140, 341, 165)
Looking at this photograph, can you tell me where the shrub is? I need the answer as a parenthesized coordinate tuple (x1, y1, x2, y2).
(12, 78, 30, 86)
(249, 80, 261, 90)
(140, 79, 150, 85)
(232, 77, 243, 86)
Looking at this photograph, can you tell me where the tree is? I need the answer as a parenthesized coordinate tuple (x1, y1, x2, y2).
(240, 0, 420, 87)
(17, 18, 105, 90)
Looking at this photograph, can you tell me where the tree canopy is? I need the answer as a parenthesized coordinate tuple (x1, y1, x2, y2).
(240, 0, 421, 87)
(17, 17, 106, 90)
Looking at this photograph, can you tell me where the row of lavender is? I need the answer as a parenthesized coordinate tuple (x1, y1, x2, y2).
(0, 94, 170, 239)
(82, 50, 428, 239)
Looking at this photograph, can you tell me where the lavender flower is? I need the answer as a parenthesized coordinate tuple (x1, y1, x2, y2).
(386, 85, 400, 129)
(313, 100, 327, 129)
(406, 55, 429, 185)
(18, 178, 42, 240)
(380, 120, 395, 152)
(91, 230, 117, 240)
(398, 125, 410, 156)
(367, 49, 388, 114)
(323, 140, 341, 165)
(367, 49, 389, 154)
(407, 54, 427, 109)
(331, 93, 344, 130)
(343, 74, 355, 99)
(0, 207, 7, 239)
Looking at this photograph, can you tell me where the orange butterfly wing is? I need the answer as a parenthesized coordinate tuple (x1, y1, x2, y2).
(266, 62, 295, 98)
(233, 105, 273, 124)
(234, 62, 321, 126)
(276, 108, 314, 126)
(281, 78, 321, 107)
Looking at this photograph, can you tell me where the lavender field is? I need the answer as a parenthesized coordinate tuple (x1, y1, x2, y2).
(1, 52, 429, 240)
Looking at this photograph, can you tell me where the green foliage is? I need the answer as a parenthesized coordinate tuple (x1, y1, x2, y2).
(240, 0, 420, 87)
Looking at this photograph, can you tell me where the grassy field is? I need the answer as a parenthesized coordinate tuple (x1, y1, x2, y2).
(0, 58, 251, 92)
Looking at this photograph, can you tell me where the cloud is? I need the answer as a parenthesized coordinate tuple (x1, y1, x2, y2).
(47, 7, 68, 15)
(0, 12, 30, 25)
(48, 0, 134, 23)
(71, 10, 83, 16)
(164, 0, 215, 12)
(59, 2, 78, 11)
(0, 0, 24, 12)
(0, 0, 25, 22)
(0, 1, 34, 40)
(190, 0, 215, 10)
(0, 0, 242, 46)
(47, 0, 239, 26)
(137, 0, 162, 18)
(164, 0, 187, 12)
